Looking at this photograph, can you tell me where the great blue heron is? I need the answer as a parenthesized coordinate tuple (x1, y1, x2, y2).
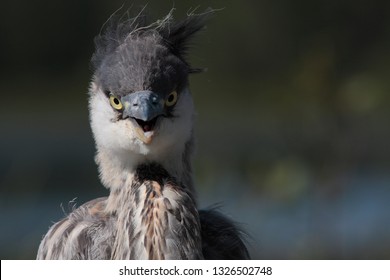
(37, 8, 249, 260)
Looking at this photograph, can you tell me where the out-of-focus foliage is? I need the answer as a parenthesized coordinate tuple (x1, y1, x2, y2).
(1, 0, 390, 259)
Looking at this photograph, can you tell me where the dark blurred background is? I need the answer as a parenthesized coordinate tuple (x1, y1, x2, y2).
(1, 0, 390, 259)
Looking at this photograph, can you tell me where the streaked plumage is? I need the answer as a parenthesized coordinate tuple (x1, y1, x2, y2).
(37, 8, 249, 260)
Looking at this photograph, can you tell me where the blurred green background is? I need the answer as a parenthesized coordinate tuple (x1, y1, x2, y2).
(1, 0, 390, 259)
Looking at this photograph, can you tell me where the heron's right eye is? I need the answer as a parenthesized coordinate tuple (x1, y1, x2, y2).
(109, 95, 123, 110)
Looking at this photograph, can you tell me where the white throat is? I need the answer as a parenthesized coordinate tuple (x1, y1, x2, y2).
(95, 142, 187, 190)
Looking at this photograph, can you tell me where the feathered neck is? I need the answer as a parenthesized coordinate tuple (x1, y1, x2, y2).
(95, 137, 196, 212)
(105, 162, 202, 259)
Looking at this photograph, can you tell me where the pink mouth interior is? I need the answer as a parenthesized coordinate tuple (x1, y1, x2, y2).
(134, 117, 157, 132)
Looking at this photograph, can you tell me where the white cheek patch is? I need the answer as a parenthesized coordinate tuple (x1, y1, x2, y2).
(149, 88, 194, 154)
(89, 88, 142, 153)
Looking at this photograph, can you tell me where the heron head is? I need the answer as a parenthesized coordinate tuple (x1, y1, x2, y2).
(88, 9, 211, 157)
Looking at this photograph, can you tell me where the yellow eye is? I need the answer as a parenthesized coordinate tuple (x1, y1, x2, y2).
(109, 95, 123, 110)
(165, 91, 178, 107)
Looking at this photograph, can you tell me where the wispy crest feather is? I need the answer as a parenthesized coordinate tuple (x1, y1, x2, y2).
(91, 7, 214, 73)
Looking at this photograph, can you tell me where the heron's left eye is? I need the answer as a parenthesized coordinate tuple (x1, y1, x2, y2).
(109, 95, 123, 110)
(165, 91, 178, 107)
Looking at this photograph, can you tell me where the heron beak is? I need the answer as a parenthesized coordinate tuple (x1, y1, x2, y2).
(121, 90, 165, 144)
(133, 124, 154, 144)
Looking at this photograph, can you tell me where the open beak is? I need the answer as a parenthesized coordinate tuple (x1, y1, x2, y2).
(121, 90, 165, 144)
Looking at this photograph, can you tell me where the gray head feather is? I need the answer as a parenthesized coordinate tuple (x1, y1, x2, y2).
(91, 8, 213, 95)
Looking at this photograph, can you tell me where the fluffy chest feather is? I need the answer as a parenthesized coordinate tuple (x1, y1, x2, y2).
(109, 164, 203, 260)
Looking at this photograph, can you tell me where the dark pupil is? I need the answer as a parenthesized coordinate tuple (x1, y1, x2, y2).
(168, 94, 174, 102)
(114, 98, 119, 105)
